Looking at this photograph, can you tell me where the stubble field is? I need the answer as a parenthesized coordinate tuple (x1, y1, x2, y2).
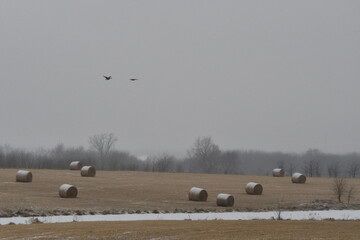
(1, 220, 360, 240)
(2, 168, 359, 215)
(1, 168, 360, 239)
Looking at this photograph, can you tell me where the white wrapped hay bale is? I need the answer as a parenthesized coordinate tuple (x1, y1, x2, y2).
(273, 168, 285, 177)
(216, 193, 234, 207)
(188, 187, 208, 201)
(69, 161, 83, 170)
(81, 166, 96, 177)
(245, 182, 263, 195)
(59, 184, 78, 198)
(292, 172, 306, 183)
(16, 170, 33, 182)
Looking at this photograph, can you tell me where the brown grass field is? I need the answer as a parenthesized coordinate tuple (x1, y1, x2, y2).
(1, 168, 359, 214)
(1, 220, 360, 240)
(1, 168, 360, 239)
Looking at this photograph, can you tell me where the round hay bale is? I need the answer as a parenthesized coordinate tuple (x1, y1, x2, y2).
(273, 168, 285, 177)
(16, 170, 32, 182)
(292, 172, 306, 183)
(188, 187, 208, 201)
(69, 161, 83, 170)
(59, 184, 78, 198)
(81, 166, 96, 177)
(245, 182, 263, 195)
(216, 193, 234, 207)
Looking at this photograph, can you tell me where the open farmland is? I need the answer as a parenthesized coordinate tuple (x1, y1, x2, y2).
(1, 220, 360, 240)
(0, 169, 359, 216)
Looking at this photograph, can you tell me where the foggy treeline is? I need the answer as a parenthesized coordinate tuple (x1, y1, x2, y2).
(0, 135, 359, 178)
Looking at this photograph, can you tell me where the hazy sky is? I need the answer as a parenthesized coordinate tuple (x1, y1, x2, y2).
(1, 0, 360, 156)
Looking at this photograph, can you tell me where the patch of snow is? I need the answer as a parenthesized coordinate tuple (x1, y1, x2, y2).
(1, 210, 360, 225)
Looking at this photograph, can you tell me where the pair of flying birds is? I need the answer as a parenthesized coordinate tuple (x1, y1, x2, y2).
(103, 75, 138, 81)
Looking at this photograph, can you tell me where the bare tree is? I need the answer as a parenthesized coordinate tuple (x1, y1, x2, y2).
(143, 153, 176, 172)
(303, 159, 321, 177)
(303, 149, 322, 177)
(220, 150, 241, 174)
(151, 153, 176, 172)
(274, 197, 284, 220)
(332, 178, 347, 203)
(188, 136, 221, 173)
(347, 160, 360, 178)
(51, 143, 65, 158)
(276, 159, 285, 169)
(89, 133, 117, 169)
(106, 150, 142, 171)
(328, 161, 341, 178)
(286, 160, 296, 176)
(0, 148, 3, 167)
(314, 160, 321, 177)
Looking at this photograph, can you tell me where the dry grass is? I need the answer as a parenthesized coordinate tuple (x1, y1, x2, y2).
(0, 220, 360, 239)
(0, 168, 359, 216)
(1, 169, 360, 239)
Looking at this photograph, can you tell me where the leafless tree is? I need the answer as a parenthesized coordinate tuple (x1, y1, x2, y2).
(286, 160, 296, 176)
(0, 149, 3, 166)
(347, 160, 360, 178)
(303, 159, 321, 177)
(89, 133, 117, 169)
(188, 136, 221, 173)
(106, 150, 142, 171)
(303, 149, 322, 177)
(274, 197, 284, 220)
(328, 161, 341, 178)
(276, 159, 285, 169)
(151, 153, 176, 172)
(51, 143, 65, 158)
(332, 178, 347, 203)
(314, 160, 322, 177)
(220, 150, 241, 174)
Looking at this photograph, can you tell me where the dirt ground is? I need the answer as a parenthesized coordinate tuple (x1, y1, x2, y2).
(0, 169, 359, 216)
(1, 220, 360, 240)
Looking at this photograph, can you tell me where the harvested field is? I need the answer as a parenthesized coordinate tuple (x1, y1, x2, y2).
(0, 169, 359, 216)
(0, 220, 360, 239)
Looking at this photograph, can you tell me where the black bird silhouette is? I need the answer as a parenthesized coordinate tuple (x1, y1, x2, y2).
(130, 78, 138, 81)
(103, 75, 112, 80)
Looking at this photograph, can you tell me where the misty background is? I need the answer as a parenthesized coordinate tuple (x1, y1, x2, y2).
(1, 1, 360, 173)
(1, 135, 359, 178)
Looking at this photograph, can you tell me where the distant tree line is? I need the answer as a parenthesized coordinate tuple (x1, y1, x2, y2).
(0, 134, 359, 178)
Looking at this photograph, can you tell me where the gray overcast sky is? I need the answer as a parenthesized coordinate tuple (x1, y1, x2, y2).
(1, 0, 360, 156)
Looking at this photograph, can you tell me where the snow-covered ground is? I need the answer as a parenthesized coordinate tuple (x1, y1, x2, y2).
(1, 210, 360, 225)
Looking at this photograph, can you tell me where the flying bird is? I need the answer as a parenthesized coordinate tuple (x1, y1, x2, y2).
(130, 78, 138, 81)
(103, 75, 112, 80)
